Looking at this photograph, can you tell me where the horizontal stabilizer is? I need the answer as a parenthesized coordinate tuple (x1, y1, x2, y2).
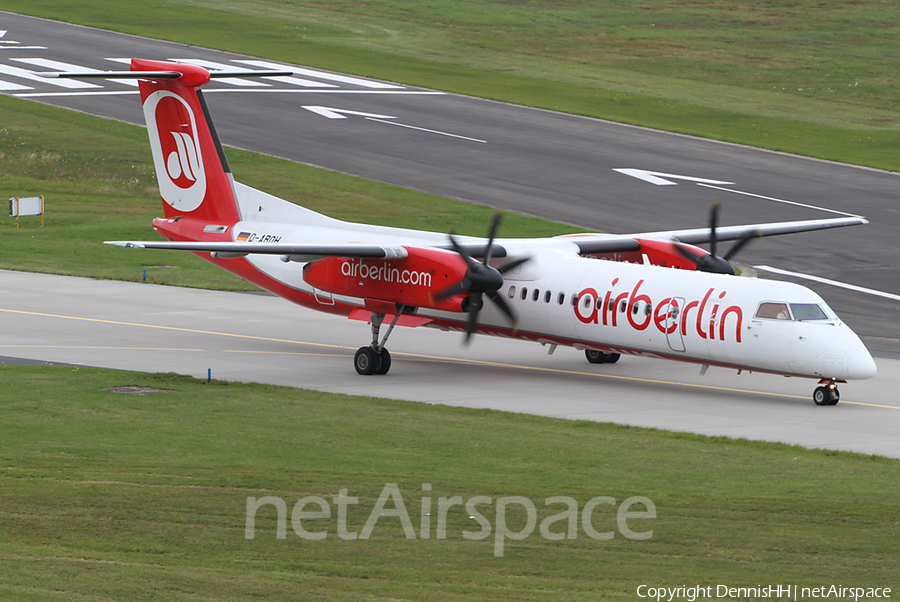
(104, 240, 411, 260)
(40, 69, 294, 80)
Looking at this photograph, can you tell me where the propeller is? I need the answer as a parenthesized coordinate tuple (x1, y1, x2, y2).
(673, 202, 762, 275)
(435, 213, 530, 344)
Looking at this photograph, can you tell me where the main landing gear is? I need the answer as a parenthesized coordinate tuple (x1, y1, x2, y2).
(585, 349, 621, 364)
(813, 379, 841, 406)
(354, 309, 402, 376)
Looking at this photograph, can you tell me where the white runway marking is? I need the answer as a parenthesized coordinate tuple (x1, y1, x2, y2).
(13, 90, 138, 97)
(697, 183, 862, 218)
(366, 117, 487, 143)
(302, 105, 395, 120)
(756, 265, 900, 301)
(0, 62, 99, 88)
(256, 62, 404, 89)
(0, 78, 30, 91)
(232, 60, 339, 88)
(614, 168, 734, 186)
(11, 57, 138, 86)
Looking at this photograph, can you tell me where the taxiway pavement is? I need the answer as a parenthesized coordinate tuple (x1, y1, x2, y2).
(2, 270, 897, 458)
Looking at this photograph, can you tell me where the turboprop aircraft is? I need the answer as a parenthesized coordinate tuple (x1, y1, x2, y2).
(47, 59, 876, 405)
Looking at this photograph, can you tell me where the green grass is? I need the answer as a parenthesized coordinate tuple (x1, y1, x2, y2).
(0, 365, 897, 600)
(0, 93, 582, 289)
(7, 0, 900, 171)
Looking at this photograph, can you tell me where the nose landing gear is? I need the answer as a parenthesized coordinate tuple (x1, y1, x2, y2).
(813, 379, 841, 406)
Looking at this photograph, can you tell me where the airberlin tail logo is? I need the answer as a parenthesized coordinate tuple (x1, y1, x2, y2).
(166, 132, 201, 185)
(143, 90, 207, 212)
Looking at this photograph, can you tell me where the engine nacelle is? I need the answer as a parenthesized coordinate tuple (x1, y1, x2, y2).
(585, 237, 701, 270)
(303, 246, 469, 312)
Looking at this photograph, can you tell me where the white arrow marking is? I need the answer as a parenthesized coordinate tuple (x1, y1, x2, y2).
(303, 106, 486, 143)
(614, 168, 734, 186)
(0, 31, 6, 38)
(697, 183, 861, 218)
(302, 105, 395, 120)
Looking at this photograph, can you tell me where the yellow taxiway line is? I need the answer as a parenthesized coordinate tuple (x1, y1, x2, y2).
(2, 307, 896, 410)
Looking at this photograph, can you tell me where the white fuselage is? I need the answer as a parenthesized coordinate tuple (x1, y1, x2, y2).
(222, 185, 876, 382)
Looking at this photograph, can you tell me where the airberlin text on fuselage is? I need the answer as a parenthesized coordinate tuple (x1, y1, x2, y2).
(341, 259, 433, 287)
(575, 278, 744, 343)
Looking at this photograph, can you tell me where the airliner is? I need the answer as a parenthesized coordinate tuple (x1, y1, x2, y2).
(46, 59, 877, 405)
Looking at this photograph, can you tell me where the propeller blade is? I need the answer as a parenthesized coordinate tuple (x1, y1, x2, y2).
(722, 229, 762, 261)
(484, 212, 503, 265)
(486, 291, 517, 325)
(497, 256, 531, 274)
(463, 293, 483, 344)
(709, 201, 721, 258)
(434, 279, 471, 300)
(672, 242, 704, 264)
(447, 232, 479, 270)
(445, 214, 514, 344)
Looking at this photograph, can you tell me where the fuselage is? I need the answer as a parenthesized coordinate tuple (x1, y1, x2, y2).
(153, 184, 877, 383)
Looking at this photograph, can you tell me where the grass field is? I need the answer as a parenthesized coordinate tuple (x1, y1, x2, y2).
(1, 365, 897, 600)
(7, 0, 900, 171)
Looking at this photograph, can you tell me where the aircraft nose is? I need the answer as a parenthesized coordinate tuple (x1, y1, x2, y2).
(847, 346, 877, 380)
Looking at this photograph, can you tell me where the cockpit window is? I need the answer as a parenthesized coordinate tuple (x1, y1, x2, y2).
(790, 303, 829, 321)
(756, 302, 834, 321)
(755, 302, 790, 320)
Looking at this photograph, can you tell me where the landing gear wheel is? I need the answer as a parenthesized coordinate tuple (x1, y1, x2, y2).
(813, 385, 839, 406)
(354, 347, 379, 376)
(585, 350, 622, 364)
(375, 348, 392, 375)
(585, 349, 611, 364)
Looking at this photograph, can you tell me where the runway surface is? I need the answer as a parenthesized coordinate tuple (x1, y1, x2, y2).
(2, 11, 899, 345)
(2, 270, 898, 458)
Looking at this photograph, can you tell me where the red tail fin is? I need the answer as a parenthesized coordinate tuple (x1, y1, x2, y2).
(132, 59, 241, 223)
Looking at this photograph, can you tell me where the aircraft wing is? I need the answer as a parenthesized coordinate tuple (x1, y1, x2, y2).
(105, 239, 513, 259)
(636, 216, 867, 244)
(569, 216, 867, 254)
(107, 216, 866, 259)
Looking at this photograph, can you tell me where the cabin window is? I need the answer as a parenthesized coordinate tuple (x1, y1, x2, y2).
(521, 287, 528, 300)
(544, 290, 552, 303)
(645, 303, 652, 317)
(790, 303, 829, 321)
(533, 288, 540, 302)
(619, 300, 627, 313)
(558, 292, 565, 305)
(632, 303, 639, 315)
(582, 295, 592, 309)
(571, 294, 579, 307)
(755, 302, 790, 320)
(508, 286, 516, 299)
